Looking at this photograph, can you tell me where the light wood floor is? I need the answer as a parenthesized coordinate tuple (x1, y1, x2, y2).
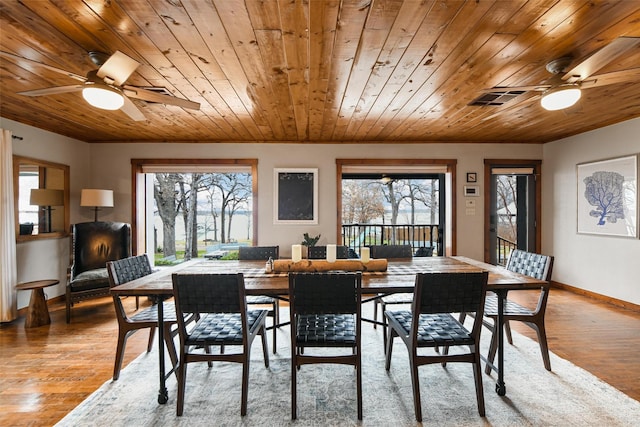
(1, 288, 639, 427)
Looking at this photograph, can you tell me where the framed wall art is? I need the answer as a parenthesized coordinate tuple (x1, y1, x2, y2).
(577, 154, 638, 238)
(466, 172, 477, 183)
(273, 168, 318, 224)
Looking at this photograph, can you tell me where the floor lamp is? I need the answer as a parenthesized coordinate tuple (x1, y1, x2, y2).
(80, 189, 114, 221)
(30, 188, 64, 233)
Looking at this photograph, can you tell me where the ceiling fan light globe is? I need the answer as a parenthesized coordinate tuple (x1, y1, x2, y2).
(541, 86, 581, 111)
(380, 175, 393, 184)
(82, 85, 124, 110)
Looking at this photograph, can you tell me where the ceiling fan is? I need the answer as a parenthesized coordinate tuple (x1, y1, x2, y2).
(475, 36, 640, 111)
(0, 50, 200, 121)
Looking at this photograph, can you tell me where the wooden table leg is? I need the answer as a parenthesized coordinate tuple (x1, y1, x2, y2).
(25, 288, 51, 328)
(156, 297, 168, 404)
(495, 289, 506, 396)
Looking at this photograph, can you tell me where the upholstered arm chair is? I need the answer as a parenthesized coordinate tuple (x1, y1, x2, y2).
(66, 221, 131, 322)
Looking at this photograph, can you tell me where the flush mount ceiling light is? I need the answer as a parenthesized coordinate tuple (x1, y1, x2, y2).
(540, 85, 582, 111)
(82, 83, 124, 110)
(380, 175, 393, 184)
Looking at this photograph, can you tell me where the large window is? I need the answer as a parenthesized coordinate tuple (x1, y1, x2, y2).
(336, 159, 457, 256)
(131, 159, 258, 263)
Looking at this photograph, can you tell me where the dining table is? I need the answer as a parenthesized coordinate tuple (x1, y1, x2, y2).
(110, 256, 548, 404)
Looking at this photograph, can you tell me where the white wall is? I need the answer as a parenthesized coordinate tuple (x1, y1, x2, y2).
(8, 115, 639, 308)
(1, 118, 91, 309)
(88, 142, 541, 260)
(542, 117, 640, 305)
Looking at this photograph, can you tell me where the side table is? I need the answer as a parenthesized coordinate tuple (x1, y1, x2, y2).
(16, 279, 59, 328)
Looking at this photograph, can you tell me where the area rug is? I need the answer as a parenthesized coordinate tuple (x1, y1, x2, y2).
(56, 306, 640, 426)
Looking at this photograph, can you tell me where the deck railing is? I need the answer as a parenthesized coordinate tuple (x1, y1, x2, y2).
(341, 224, 442, 256)
(497, 236, 516, 266)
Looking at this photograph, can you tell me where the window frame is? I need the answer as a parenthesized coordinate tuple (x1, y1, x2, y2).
(131, 158, 258, 255)
(336, 158, 457, 256)
(483, 159, 542, 263)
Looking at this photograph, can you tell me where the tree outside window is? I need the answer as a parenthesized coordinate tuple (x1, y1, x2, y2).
(153, 172, 252, 262)
(341, 176, 440, 251)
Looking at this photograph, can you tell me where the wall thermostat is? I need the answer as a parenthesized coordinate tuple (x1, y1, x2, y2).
(464, 185, 479, 196)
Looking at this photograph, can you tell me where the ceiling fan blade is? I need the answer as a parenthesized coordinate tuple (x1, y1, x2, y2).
(481, 84, 550, 94)
(18, 85, 84, 96)
(0, 51, 86, 82)
(97, 51, 139, 86)
(562, 37, 640, 83)
(123, 85, 201, 110)
(120, 95, 146, 121)
(580, 68, 640, 89)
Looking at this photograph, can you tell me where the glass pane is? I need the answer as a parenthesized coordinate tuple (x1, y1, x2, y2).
(341, 176, 441, 255)
(149, 172, 253, 264)
(18, 168, 39, 234)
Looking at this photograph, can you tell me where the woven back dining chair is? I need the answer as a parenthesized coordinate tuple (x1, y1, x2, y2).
(238, 245, 279, 260)
(481, 249, 554, 372)
(288, 272, 363, 420)
(171, 273, 269, 416)
(107, 254, 180, 381)
(307, 245, 349, 259)
(385, 271, 488, 422)
(238, 245, 280, 353)
(369, 244, 413, 259)
(369, 244, 414, 344)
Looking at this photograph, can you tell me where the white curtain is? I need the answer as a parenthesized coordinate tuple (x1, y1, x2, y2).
(0, 129, 17, 322)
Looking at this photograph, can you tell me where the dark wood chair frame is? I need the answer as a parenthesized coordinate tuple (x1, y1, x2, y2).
(476, 250, 555, 373)
(368, 244, 414, 349)
(385, 271, 488, 422)
(107, 254, 180, 381)
(289, 272, 363, 420)
(238, 245, 280, 353)
(172, 273, 269, 416)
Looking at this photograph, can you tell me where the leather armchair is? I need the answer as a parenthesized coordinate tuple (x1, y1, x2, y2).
(66, 221, 131, 323)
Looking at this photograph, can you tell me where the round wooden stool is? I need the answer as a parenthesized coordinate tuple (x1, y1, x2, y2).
(16, 279, 59, 328)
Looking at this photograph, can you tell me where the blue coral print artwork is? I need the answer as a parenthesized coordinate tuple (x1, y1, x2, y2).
(577, 155, 637, 237)
(583, 171, 625, 226)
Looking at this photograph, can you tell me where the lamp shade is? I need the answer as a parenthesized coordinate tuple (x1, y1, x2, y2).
(82, 85, 124, 110)
(540, 85, 581, 111)
(30, 189, 64, 206)
(81, 189, 114, 208)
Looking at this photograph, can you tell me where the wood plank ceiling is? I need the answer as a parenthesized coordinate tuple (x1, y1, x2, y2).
(1, 0, 639, 144)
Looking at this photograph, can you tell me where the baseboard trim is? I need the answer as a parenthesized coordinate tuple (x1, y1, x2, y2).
(552, 280, 640, 313)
